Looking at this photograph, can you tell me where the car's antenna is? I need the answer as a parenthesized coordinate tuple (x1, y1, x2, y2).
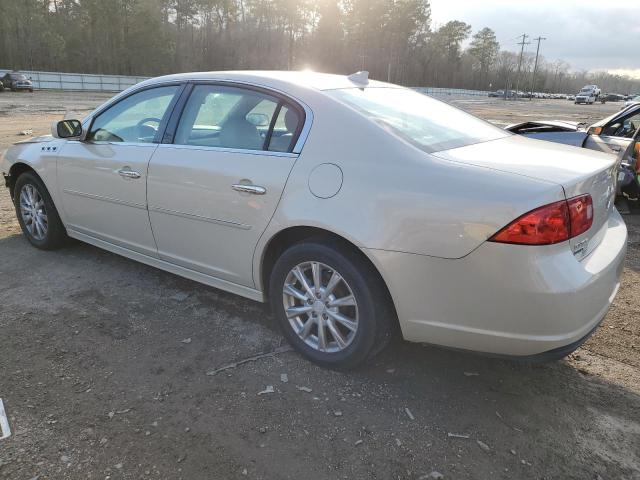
(347, 71, 369, 86)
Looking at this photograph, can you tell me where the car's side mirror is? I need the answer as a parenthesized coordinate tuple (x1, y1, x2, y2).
(587, 126, 603, 136)
(52, 119, 82, 139)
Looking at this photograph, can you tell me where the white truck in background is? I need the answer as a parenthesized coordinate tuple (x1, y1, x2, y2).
(574, 85, 601, 104)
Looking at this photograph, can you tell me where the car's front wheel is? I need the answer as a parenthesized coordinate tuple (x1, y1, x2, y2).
(13, 171, 68, 250)
(269, 241, 395, 369)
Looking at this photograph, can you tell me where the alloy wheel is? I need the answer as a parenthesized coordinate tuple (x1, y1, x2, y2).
(19, 184, 48, 241)
(282, 261, 359, 353)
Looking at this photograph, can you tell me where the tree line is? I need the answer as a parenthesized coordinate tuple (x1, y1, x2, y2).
(1, 0, 639, 94)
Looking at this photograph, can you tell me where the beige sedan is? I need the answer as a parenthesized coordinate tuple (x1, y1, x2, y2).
(1, 71, 627, 368)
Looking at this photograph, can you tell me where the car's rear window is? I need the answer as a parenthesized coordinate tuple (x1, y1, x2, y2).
(327, 87, 508, 153)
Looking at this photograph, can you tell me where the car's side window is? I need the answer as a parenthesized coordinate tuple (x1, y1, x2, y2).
(267, 105, 302, 153)
(603, 112, 640, 139)
(174, 85, 282, 151)
(88, 85, 180, 143)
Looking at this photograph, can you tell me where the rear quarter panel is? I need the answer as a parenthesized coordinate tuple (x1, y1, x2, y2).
(253, 95, 565, 289)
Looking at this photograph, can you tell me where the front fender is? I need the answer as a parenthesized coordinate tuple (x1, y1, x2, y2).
(2, 138, 64, 212)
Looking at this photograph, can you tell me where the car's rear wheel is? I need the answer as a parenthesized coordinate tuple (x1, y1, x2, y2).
(13, 171, 68, 250)
(269, 241, 395, 369)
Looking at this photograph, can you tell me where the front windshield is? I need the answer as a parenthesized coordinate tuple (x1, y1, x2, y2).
(10, 74, 27, 80)
(327, 87, 508, 153)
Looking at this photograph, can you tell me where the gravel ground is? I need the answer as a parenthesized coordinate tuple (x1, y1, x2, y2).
(0, 91, 639, 480)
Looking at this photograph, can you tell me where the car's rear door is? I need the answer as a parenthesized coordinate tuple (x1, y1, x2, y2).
(57, 84, 183, 256)
(146, 82, 306, 287)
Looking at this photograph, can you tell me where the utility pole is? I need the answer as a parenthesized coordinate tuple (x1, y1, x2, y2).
(514, 34, 529, 100)
(528, 36, 546, 100)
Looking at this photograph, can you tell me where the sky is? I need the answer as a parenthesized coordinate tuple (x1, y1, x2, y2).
(429, 0, 640, 78)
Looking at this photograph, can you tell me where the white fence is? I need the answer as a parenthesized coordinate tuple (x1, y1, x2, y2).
(0, 69, 149, 92)
(0, 69, 491, 97)
(413, 87, 490, 97)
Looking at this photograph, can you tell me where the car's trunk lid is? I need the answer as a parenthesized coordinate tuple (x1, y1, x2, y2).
(432, 135, 618, 257)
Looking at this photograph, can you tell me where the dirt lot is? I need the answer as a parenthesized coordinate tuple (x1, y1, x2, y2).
(0, 91, 639, 480)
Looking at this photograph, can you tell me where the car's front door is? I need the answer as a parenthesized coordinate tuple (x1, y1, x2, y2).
(57, 84, 183, 256)
(146, 83, 305, 287)
(584, 109, 640, 156)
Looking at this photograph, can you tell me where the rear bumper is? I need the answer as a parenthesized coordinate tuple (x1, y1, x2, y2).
(365, 209, 627, 358)
(516, 320, 602, 361)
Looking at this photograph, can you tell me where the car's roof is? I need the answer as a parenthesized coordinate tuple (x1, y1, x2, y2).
(137, 70, 398, 92)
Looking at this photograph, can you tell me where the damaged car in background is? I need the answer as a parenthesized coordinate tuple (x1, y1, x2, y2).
(506, 103, 640, 208)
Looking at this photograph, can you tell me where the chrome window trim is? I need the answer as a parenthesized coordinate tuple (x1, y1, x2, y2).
(83, 81, 186, 125)
(155, 143, 298, 158)
(292, 105, 312, 154)
(83, 83, 185, 144)
(82, 78, 314, 155)
(65, 139, 159, 148)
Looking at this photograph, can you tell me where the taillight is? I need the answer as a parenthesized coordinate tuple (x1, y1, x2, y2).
(567, 194, 593, 237)
(490, 194, 593, 245)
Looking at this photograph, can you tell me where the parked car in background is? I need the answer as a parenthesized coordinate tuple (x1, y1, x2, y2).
(616, 138, 640, 206)
(622, 95, 640, 110)
(488, 89, 520, 99)
(574, 85, 600, 104)
(506, 102, 640, 156)
(1, 72, 33, 92)
(599, 93, 626, 104)
(509, 114, 639, 149)
(1, 71, 626, 368)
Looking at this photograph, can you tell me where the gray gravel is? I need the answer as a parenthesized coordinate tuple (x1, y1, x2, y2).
(0, 91, 638, 480)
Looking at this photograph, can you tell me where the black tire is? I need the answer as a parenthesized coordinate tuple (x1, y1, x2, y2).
(13, 171, 68, 250)
(269, 240, 396, 369)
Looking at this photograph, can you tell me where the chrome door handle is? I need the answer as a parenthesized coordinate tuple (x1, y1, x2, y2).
(232, 184, 267, 195)
(117, 168, 141, 179)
